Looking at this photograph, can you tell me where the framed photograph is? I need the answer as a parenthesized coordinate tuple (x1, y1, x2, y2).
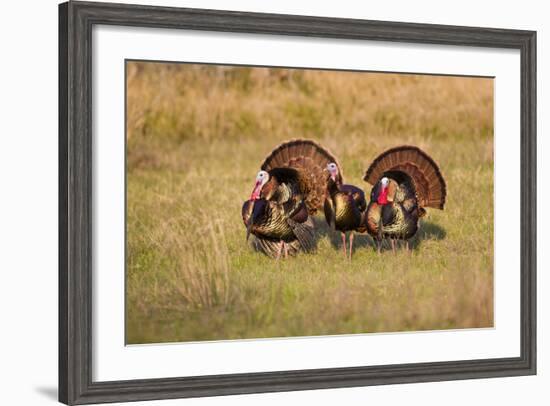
(59, 1, 536, 404)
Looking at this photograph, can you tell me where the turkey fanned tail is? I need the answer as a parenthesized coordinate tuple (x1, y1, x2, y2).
(364, 145, 446, 209)
(261, 139, 342, 214)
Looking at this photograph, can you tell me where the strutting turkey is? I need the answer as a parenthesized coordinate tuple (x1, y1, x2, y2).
(363, 146, 446, 253)
(242, 139, 340, 259)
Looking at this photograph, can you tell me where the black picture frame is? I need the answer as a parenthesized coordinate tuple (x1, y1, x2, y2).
(59, 1, 537, 404)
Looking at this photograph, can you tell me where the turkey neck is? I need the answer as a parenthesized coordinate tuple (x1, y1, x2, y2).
(327, 178, 342, 196)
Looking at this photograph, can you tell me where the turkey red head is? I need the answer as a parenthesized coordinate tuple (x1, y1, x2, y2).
(377, 177, 390, 205)
(250, 170, 269, 200)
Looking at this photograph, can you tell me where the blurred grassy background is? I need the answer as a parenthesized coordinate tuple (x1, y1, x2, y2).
(126, 62, 494, 344)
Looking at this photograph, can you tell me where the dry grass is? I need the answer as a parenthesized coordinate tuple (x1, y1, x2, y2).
(126, 62, 494, 344)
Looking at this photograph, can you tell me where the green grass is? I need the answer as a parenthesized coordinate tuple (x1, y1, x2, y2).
(126, 63, 494, 344)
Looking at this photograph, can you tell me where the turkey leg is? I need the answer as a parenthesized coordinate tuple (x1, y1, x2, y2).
(349, 232, 354, 260)
(341, 232, 347, 258)
(275, 241, 284, 260)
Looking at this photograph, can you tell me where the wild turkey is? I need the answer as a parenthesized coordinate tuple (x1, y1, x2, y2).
(323, 162, 368, 259)
(363, 146, 446, 252)
(242, 139, 339, 259)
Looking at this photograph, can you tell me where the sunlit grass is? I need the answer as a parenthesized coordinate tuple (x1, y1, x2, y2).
(126, 62, 494, 344)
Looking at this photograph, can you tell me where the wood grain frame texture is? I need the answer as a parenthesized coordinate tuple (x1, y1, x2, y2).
(58, 1, 537, 404)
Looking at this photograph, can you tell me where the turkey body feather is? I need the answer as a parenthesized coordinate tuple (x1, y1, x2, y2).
(324, 183, 367, 234)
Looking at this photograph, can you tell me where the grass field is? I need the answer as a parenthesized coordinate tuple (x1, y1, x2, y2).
(126, 62, 494, 344)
